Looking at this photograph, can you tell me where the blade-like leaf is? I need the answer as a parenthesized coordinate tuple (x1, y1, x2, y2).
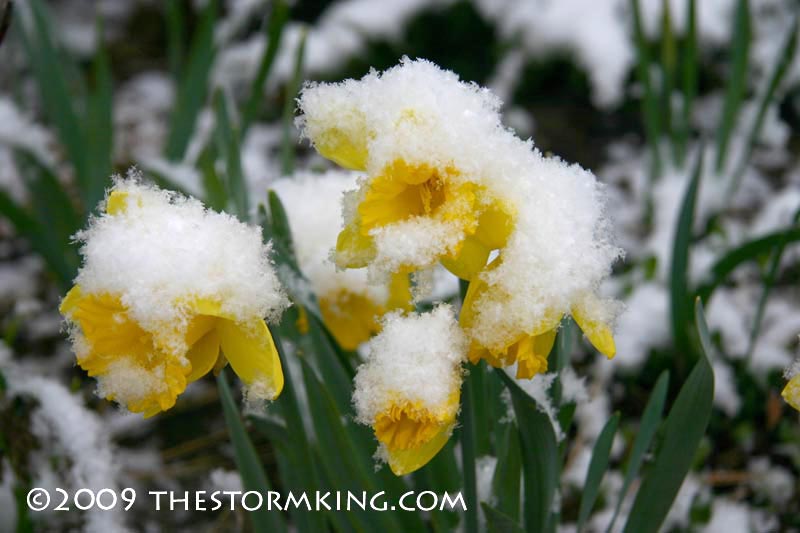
(281, 30, 306, 175)
(715, 0, 751, 172)
(492, 422, 522, 521)
(213, 91, 248, 220)
(696, 226, 800, 302)
(670, 147, 703, 362)
(216, 369, 286, 533)
(606, 371, 669, 533)
(17, 0, 89, 203)
(729, 15, 798, 196)
(577, 413, 619, 532)
(85, 17, 113, 209)
(299, 358, 406, 533)
(497, 370, 559, 533)
(660, 0, 677, 154)
(746, 208, 800, 361)
(676, 0, 696, 164)
(0, 188, 75, 287)
(630, 0, 663, 179)
(622, 314, 713, 533)
(165, 0, 186, 79)
(482, 503, 525, 533)
(267, 190, 298, 268)
(165, 0, 217, 160)
(242, 0, 289, 133)
(460, 371, 479, 533)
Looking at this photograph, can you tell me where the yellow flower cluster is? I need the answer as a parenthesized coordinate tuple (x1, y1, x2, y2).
(299, 58, 622, 473)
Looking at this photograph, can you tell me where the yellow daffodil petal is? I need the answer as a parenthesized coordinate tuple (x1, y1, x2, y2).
(320, 291, 382, 350)
(185, 328, 221, 383)
(105, 191, 130, 215)
(572, 304, 616, 359)
(335, 221, 376, 269)
(472, 201, 515, 250)
(218, 318, 284, 400)
(515, 329, 555, 379)
(441, 236, 491, 281)
(782, 374, 800, 411)
(59, 285, 83, 315)
(387, 271, 413, 311)
(385, 423, 454, 476)
(315, 126, 369, 171)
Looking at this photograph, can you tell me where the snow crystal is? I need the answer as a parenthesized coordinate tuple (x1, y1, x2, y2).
(352, 305, 466, 424)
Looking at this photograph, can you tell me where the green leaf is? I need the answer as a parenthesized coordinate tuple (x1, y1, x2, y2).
(267, 190, 298, 268)
(497, 371, 559, 533)
(729, 15, 798, 196)
(242, 0, 289, 133)
(85, 16, 114, 209)
(460, 370, 480, 533)
(165, 0, 217, 161)
(216, 369, 286, 533)
(213, 91, 248, 220)
(482, 503, 525, 533)
(669, 147, 703, 362)
(281, 29, 307, 175)
(660, 0, 677, 155)
(165, 0, 186, 79)
(715, 0, 750, 172)
(299, 358, 406, 533)
(492, 422, 522, 521)
(17, 0, 90, 204)
(630, 0, 662, 179)
(262, 326, 328, 532)
(695, 226, 800, 302)
(745, 208, 800, 361)
(676, 0, 696, 164)
(606, 371, 669, 533)
(197, 145, 227, 211)
(622, 317, 713, 533)
(577, 413, 619, 532)
(695, 298, 716, 361)
(0, 187, 75, 287)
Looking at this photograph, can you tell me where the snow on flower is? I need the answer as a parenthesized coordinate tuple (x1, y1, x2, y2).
(60, 172, 288, 416)
(271, 170, 411, 349)
(298, 58, 623, 377)
(352, 305, 466, 475)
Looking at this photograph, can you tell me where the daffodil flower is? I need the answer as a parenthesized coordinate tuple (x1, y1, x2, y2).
(60, 179, 288, 416)
(299, 59, 517, 281)
(373, 392, 460, 476)
(460, 259, 616, 378)
(353, 305, 466, 475)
